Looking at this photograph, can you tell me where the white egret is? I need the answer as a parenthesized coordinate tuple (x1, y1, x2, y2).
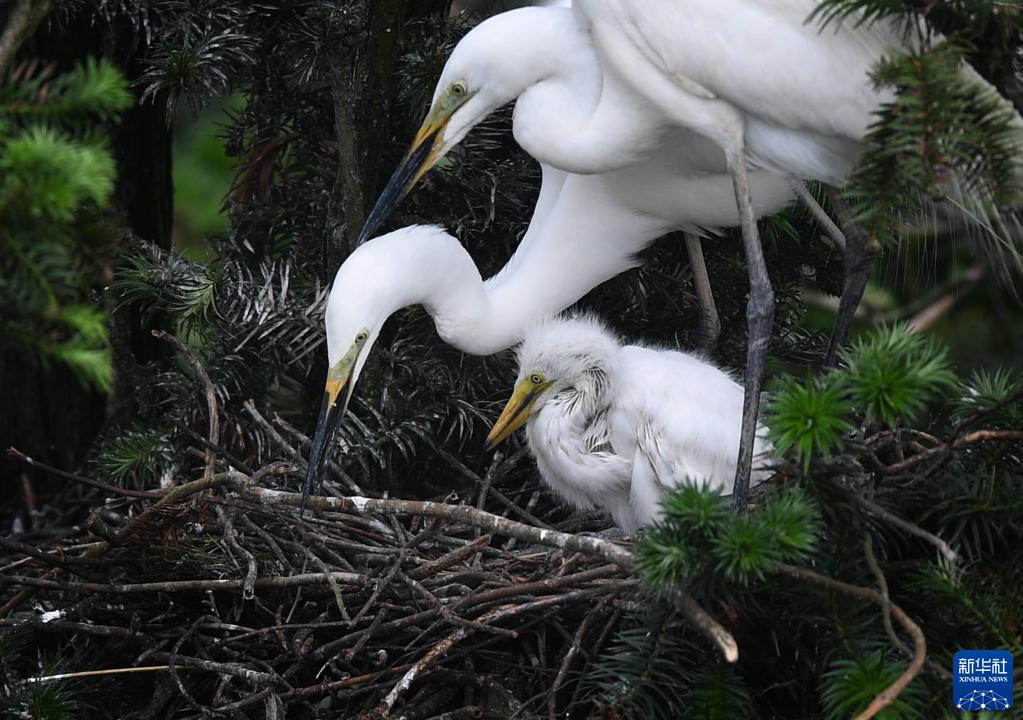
(569, 0, 1023, 505)
(485, 314, 772, 533)
(356, 4, 804, 351)
(302, 208, 670, 509)
(359, 2, 1019, 508)
(351, 4, 846, 512)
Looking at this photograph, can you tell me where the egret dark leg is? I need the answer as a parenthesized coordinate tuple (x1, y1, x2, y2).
(729, 153, 775, 513)
(823, 190, 878, 367)
(684, 233, 721, 352)
(794, 182, 846, 253)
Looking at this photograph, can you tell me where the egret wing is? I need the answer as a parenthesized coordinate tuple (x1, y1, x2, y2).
(575, 0, 900, 141)
(610, 346, 765, 504)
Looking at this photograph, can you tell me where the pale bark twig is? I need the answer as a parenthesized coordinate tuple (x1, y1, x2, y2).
(774, 563, 926, 720)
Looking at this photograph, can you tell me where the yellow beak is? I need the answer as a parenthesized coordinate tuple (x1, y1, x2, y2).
(485, 379, 548, 450)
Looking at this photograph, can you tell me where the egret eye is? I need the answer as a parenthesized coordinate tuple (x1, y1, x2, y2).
(451, 81, 468, 97)
(530, 374, 544, 385)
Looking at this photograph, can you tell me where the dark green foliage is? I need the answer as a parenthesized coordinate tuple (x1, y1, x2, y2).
(585, 608, 699, 720)
(687, 666, 751, 720)
(767, 372, 854, 471)
(0, 636, 77, 720)
(93, 424, 173, 488)
(586, 608, 752, 720)
(810, 3, 1023, 272)
(636, 330, 1020, 718)
(957, 368, 1023, 426)
(0, 56, 132, 122)
(768, 324, 959, 469)
(0, 57, 131, 392)
(0, 681, 77, 720)
(821, 652, 924, 720)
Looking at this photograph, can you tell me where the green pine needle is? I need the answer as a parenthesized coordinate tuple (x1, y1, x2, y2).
(0, 126, 116, 221)
(687, 666, 751, 720)
(767, 372, 854, 472)
(843, 324, 959, 426)
(757, 486, 823, 560)
(636, 527, 697, 587)
(821, 652, 925, 720)
(659, 482, 730, 538)
(711, 514, 778, 584)
(94, 425, 173, 488)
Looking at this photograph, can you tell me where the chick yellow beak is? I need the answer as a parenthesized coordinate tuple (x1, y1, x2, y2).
(357, 105, 454, 245)
(486, 379, 549, 450)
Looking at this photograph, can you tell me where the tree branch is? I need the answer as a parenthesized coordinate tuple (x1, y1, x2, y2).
(0, 0, 50, 75)
(153, 330, 219, 481)
(230, 480, 740, 663)
(773, 563, 926, 720)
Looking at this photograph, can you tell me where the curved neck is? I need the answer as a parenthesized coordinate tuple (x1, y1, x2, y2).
(440, 173, 667, 354)
(351, 175, 667, 358)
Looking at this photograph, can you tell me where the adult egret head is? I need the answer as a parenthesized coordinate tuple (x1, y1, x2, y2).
(359, 6, 594, 243)
(301, 215, 650, 511)
(302, 225, 476, 511)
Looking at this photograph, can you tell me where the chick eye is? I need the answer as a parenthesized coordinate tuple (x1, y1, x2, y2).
(530, 374, 544, 385)
(451, 81, 468, 97)
(355, 331, 368, 343)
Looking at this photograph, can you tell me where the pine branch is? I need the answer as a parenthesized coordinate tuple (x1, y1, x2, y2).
(773, 563, 927, 720)
(0, 0, 51, 74)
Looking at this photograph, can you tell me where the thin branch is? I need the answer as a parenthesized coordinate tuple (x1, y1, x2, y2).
(794, 182, 847, 252)
(773, 563, 926, 720)
(237, 484, 632, 569)
(864, 535, 951, 680)
(849, 493, 959, 564)
(153, 330, 219, 481)
(216, 506, 258, 600)
(230, 481, 739, 663)
(7, 447, 162, 499)
(25, 666, 175, 684)
(0, 571, 371, 594)
(882, 428, 1023, 476)
(0, 0, 51, 75)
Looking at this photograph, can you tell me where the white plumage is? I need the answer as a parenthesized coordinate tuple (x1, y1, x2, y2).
(361, 5, 797, 244)
(352, 2, 910, 509)
(570, 0, 901, 181)
(486, 315, 772, 534)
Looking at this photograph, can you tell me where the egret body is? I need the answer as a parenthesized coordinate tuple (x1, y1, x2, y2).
(303, 213, 670, 508)
(354, 4, 857, 512)
(350, 3, 1016, 508)
(486, 315, 772, 533)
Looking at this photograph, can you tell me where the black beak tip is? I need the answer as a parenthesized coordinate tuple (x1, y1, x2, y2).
(299, 471, 314, 517)
(358, 132, 440, 247)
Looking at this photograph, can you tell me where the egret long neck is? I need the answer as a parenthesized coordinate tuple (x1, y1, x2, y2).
(431, 173, 668, 354)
